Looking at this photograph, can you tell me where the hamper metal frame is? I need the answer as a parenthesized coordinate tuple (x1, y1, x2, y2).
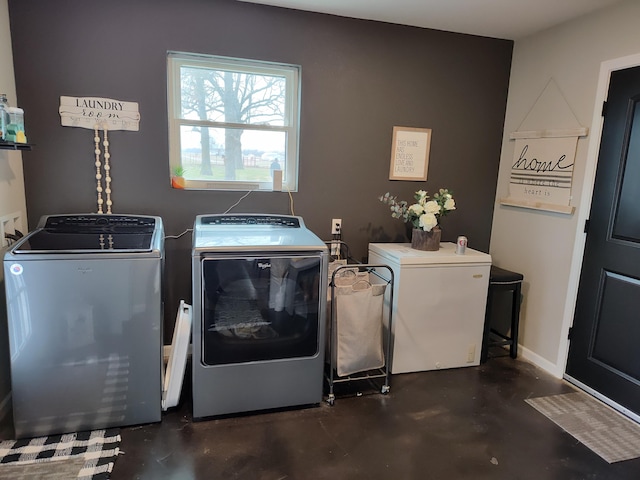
(324, 241, 394, 405)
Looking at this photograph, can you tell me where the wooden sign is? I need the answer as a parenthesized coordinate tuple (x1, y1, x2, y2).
(59, 96, 140, 131)
(501, 133, 582, 214)
(389, 126, 431, 181)
(500, 77, 589, 214)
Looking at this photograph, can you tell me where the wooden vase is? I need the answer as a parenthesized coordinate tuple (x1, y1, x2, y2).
(411, 226, 441, 251)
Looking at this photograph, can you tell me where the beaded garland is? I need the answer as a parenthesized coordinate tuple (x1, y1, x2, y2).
(103, 128, 112, 214)
(94, 125, 103, 214)
(93, 123, 113, 214)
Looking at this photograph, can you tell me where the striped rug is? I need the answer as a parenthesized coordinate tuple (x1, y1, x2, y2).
(0, 428, 120, 479)
(526, 391, 640, 463)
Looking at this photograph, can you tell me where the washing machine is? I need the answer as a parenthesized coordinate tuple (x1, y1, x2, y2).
(192, 214, 328, 419)
(3, 214, 164, 438)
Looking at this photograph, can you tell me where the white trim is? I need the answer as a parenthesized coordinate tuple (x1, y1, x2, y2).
(558, 52, 640, 374)
(564, 374, 640, 425)
(499, 198, 575, 215)
(519, 344, 564, 378)
(509, 127, 588, 139)
(166, 52, 301, 192)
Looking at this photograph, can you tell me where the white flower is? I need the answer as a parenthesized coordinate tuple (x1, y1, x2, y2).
(444, 198, 456, 210)
(408, 203, 424, 216)
(380, 188, 455, 232)
(415, 190, 428, 205)
(419, 213, 438, 231)
(424, 200, 440, 214)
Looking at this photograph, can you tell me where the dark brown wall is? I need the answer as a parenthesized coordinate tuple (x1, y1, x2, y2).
(8, 0, 512, 334)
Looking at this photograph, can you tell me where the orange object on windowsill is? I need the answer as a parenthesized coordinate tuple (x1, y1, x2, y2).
(171, 176, 185, 189)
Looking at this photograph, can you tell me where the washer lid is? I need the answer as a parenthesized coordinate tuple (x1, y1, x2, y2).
(13, 231, 155, 253)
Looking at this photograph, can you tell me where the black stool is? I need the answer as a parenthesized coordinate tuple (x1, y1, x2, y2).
(481, 265, 523, 363)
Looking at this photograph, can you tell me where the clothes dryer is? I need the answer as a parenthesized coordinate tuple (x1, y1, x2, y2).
(192, 214, 328, 419)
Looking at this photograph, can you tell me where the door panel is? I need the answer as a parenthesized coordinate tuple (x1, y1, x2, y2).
(591, 271, 640, 380)
(566, 66, 640, 417)
(612, 96, 640, 241)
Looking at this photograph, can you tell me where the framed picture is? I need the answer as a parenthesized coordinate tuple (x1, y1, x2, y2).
(389, 126, 431, 181)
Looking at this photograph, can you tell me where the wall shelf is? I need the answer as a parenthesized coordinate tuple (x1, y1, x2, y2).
(0, 141, 32, 151)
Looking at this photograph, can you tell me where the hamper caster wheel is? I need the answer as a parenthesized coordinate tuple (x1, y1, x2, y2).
(327, 394, 335, 406)
(381, 385, 390, 394)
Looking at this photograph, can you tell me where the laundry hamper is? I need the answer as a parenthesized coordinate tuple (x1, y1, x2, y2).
(325, 251, 394, 405)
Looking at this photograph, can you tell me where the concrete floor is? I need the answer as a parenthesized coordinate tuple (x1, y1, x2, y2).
(111, 356, 640, 479)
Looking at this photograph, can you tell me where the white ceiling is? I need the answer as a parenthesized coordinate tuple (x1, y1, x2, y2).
(238, 0, 625, 40)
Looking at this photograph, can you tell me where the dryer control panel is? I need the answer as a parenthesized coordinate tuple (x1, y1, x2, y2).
(199, 214, 300, 228)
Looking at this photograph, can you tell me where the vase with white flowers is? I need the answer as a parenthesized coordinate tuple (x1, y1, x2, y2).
(379, 189, 456, 251)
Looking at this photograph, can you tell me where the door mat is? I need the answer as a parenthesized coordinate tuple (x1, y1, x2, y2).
(0, 428, 120, 479)
(526, 392, 640, 463)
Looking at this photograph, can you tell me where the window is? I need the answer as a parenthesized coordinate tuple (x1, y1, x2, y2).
(167, 52, 300, 191)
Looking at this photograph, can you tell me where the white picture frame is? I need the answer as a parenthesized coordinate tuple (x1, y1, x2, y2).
(389, 126, 431, 181)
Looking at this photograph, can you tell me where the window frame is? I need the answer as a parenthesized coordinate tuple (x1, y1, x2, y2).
(167, 51, 301, 191)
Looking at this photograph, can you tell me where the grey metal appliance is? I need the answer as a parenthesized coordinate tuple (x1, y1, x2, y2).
(3, 214, 164, 438)
(192, 214, 328, 419)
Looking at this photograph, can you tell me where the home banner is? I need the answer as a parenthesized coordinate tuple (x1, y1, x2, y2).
(502, 135, 578, 214)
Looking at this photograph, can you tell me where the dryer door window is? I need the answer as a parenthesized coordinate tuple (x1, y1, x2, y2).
(200, 254, 322, 365)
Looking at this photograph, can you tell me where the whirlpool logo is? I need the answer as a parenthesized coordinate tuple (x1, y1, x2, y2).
(257, 262, 271, 270)
(9, 263, 23, 276)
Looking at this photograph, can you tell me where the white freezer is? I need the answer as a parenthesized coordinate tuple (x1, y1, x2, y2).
(368, 242, 491, 374)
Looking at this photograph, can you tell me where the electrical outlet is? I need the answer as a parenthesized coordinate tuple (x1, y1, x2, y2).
(331, 218, 342, 235)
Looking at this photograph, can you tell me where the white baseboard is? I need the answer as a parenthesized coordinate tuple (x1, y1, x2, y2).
(518, 344, 564, 378)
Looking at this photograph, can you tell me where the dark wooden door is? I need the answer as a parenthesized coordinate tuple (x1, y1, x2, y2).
(566, 65, 640, 417)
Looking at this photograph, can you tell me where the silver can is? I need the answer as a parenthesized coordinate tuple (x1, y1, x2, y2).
(456, 236, 467, 255)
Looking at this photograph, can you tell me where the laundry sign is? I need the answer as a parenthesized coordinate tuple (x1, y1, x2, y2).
(59, 96, 140, 131)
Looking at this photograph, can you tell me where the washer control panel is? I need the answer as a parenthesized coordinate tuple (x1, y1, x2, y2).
(41, 215, 156, 233)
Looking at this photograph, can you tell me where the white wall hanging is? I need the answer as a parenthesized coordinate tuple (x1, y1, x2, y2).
(58, 96, 141, 214)
(389, 126, 431, 181)
(500, 79, 588, 215)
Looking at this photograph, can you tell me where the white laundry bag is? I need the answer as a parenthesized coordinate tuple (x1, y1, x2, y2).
(333, 272, 387, 377)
